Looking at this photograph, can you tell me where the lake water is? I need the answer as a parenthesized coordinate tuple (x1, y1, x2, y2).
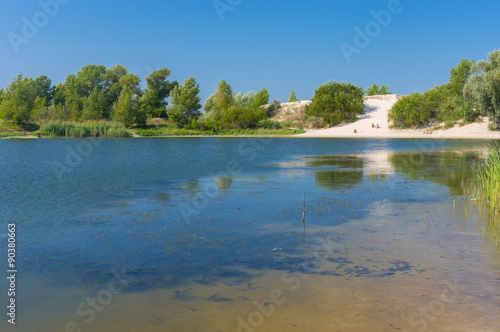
(1, 137, 499, 331)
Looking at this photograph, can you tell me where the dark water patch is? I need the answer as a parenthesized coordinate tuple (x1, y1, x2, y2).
(208, 294, 233, 302)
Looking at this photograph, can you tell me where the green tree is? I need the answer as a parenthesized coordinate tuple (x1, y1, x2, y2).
(103, 64, 129, 106)
(0, 74, 38, 124)
(289, 89, 298, 102)
(306, 81, 364, 127)
(34, 75, 53, 106)
(449, 58, 474, 97)
(141, 68, 177, 117)
(213, 80, 233, 115)
(81, 87, 108, 120)
(114, 87, 145, 127)
(251, 88, 270, 109)
(63, 64, 107, 120)
(464, 50, 500, 124)
(233, 91, 255, 108)
(203, 95, 216, 114)
(167, 76, 202, 127)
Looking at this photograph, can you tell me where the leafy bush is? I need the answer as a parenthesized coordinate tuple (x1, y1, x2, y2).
(219, 105, 267, 129)
(444, 120, 456, 129)
(305, 81, 364, 127)
(257, 119, 281, 129)
(388, 92, 432, 128)
(266, 99, 281, 117)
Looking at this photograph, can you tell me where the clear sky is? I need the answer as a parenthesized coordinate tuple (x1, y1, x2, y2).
(1, 0, 499, 102)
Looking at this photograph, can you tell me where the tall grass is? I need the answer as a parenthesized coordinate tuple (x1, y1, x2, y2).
(134, 127, 304, 136)
(39, 121, 131, 138)
(474, 144, 500, 244)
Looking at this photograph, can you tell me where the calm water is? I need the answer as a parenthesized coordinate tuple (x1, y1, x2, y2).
(1, 137, 499, 331)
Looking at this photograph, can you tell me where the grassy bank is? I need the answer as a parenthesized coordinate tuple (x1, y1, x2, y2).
(135, 127, 305, 136)
(38, 121, 131, 138)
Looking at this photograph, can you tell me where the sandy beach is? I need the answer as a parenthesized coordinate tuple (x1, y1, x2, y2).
(299, 94, 500, 140)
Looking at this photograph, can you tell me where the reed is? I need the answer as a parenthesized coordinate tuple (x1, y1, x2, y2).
(473, 144, 500, 244)
(39, 121, 131, 138)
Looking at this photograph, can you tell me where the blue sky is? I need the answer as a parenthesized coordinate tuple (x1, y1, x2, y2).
(0, 0, 499, 102)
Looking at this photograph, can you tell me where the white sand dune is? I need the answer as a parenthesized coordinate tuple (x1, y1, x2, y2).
(299, 94, 500, 140)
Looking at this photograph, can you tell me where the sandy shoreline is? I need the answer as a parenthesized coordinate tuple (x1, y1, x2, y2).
(3, 94, 500, 140)
(299, 94, 500, 140)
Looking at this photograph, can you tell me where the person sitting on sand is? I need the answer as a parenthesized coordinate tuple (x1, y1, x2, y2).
(376, 124, 380, 129)
(354, 129, 358, 133)
(372, 123, 375, 128)
(37, 133, 41, 138)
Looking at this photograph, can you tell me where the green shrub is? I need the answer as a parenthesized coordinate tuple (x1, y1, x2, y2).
(257, 119, 281, 129)
(488, 123, 500, 131)
(266, 99, 281, 116)
(444, 120, 456, 129)
(282, 121, 292, 128)
(305, 81, 364, 127)
(388, 92, 432, 128)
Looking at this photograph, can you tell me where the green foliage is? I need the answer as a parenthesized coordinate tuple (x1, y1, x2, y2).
(388, 92, 432, 128)
(233, 91, 255, 108)
(389, 56, 480, 128)
(257, 119, 281, 129)
(114, 88, 145, 127)
(305, 81, 364, 127)
(464, 49, 500, 124)
(449, 58, 474, 97)
(141, 68, 177, 118)
(39, 120, 130, 137)
(266, 99, 281, 116)
(288, 89, 298, 102)
(203, 95, 215, 114)
(365, 84, 390, 96)
(134, 127, 303, 136)
(213, 80, 233, 115)
(474, 145, 500, 229)
(219, 104, 267, 129)
(251, 88, 270, 109)
(81, 88, 108, 120)
(167, 76, 202, 128)
(0, 74, 39, 124)
(34, 75, 53, 106)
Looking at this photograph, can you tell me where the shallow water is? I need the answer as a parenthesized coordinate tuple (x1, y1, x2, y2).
(0, 138, 499, 331)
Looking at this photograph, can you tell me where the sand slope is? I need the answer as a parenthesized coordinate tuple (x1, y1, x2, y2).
(299, 94, 500, 140)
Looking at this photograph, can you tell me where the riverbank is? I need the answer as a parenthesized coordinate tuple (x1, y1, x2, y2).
(299, 94, 500, 140)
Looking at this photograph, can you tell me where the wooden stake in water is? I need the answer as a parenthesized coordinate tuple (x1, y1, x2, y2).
(303, 192, 306, 248)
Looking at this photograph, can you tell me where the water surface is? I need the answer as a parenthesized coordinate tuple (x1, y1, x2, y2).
(0, 138, 499, 331)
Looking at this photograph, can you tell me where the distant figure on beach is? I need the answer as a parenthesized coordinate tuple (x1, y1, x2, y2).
(372, 123, 375, 128)
(354, 129, 358, 133)
(37, 133, 41, 138)
(376, 124, 380, 129)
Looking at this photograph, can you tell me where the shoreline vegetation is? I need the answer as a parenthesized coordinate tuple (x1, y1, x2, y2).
(1, 49, 499, 139)
(473, 145, 500, 244)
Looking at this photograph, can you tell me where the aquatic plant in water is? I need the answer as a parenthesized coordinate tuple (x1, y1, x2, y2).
(474, 144, 500, 244)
